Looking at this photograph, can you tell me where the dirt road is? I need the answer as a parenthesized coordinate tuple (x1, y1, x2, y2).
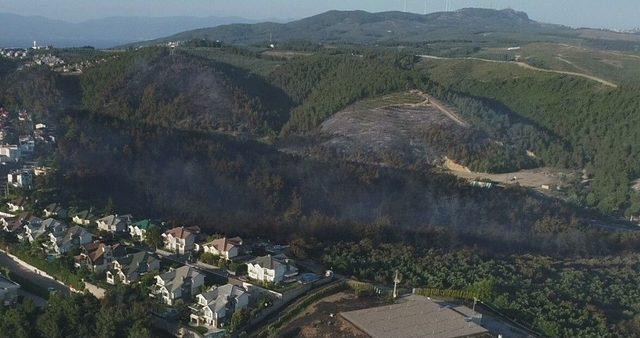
(419, 55, 618, 88)
(408, 90, 469, 127)
(443, 158, 567, 189)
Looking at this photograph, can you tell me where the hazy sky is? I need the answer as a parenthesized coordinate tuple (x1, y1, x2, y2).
(1, 0, 638, 30)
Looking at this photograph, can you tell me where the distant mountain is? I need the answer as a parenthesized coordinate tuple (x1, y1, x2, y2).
(0, 13, 257, 48)
(135, 8, 583, 47)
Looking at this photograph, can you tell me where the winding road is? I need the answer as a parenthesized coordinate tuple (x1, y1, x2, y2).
(419, 54, 619, 88)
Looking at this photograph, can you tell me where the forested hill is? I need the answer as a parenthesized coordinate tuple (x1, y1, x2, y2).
(75, 46, 640, 216)
(130, 8, 640, 48)
(81, 48, 290, 135)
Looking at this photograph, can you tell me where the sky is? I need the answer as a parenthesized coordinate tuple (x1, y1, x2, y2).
(1, 0, 638, 30)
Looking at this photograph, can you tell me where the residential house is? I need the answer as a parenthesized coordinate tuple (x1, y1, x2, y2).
(48, 225, 93, 255)
(246, 254, 299, 284)
(189, 284, 249, 328)
(72, 210, 95, 226)
(162, 226, 200, 254)
(34, 166, 52, 176)
(18, 136, 34, 153)
(43, 203, 67, 219)
(106, 251, 160, 285)
(7, 197, 27, 212)
(150, 266, 205, 306)
(96, 214, 129, 233)
(0, 275, 19, 305)
(0, 216, 19, 233)
(201, 237, 242, 260)
(0, 144, 21, 162)
(75, 242, 126, 273)
(19, 216, 53, 243)
(7, 169, 33, 188)
(129, 219, 155, 241)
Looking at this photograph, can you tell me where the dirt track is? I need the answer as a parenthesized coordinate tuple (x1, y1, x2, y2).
(443, 158, 571, 189)
(408, 90, 469, 127)
(419, 54, 619, 88)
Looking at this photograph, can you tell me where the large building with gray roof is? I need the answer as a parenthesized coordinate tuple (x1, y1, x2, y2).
(340, 294, 491, 338)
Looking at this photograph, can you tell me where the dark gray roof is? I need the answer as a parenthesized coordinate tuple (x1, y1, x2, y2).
(248, 254, 284, 270)
(199, 284, 247, 313)
(124, 251, 158, 278)
(340, 294, 489, 338)
(158, 266, 203, 292)
(73, 210, 95, 220)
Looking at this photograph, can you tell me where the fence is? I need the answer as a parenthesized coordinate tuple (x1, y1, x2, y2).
(256, 280, 347, 336)
(413, 287, 478, 301)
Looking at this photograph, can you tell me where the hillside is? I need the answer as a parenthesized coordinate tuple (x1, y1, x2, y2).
(422, 57, 640, 213)
(307, 91, 538, 173)
(130, 8, 569, 46)
(74, 44, 640, 215)
(132, 8, 640, 49)
(80, 48, 290, 135)
(473, 43, 640, 85)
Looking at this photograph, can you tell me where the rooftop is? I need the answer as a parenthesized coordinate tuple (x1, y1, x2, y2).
(131, 219, 154, 230)
(165, 226, 200, 239)
(340, 294, 490, 338)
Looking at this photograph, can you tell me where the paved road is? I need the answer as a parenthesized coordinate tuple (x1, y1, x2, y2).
(0, 251, 71, 296)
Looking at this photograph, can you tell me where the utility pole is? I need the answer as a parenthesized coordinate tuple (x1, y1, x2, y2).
(393, 270, 402, 298)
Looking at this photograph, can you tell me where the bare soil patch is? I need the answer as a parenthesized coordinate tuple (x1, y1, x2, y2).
(279, 292, 386, 338)
(444, 158, 574, 189)
(320, 91, 468, 166)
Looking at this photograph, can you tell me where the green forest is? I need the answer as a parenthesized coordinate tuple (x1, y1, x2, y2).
(0, 287, 155, 338)
(323, 240, 640, 337)
(423, 59, 640, 214)
(2, 42, 640, 337)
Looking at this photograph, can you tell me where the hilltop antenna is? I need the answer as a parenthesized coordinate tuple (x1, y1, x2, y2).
(404, 0, 407, 12)
(424, 0, 428, 14)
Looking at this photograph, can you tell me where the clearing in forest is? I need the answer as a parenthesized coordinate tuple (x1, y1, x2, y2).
(319, 91, 471, 166)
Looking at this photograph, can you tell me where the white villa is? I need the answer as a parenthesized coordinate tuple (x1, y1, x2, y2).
(48, 225, 93, 255)
(96, 214, 129, 233)
(201, 237, 242, 260)
(128, 219, 154, 242)
(72, 210, 95, 226)
(150, 266, 205, 306)
(246, 254, 298, 284)
(162, 226, 200, 254)
(107, 251, 160, 285)
(189, 284, 249, 328)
